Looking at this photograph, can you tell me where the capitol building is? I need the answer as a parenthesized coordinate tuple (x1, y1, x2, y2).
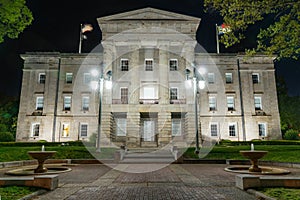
(16, 8, 281, 148)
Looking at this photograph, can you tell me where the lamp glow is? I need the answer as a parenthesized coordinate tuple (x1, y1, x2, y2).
(198, 80, 205, 89)
(105, 80, 112, 90)
(91, 69, 99, 77)
(91, 81, 98, 90)
(185, 79, 193, 89)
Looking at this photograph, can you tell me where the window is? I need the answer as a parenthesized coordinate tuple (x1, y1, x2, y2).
(169, 59, 178, 71)
(121, 59, 129, 71)
(82, 96, 89, 111)
(66, 73, 73, 84)
(84, 73, 91, 84)
(31, 123, 40, 137)
(229, 123, 237, 137)
(225, 73, 233, 83)
(227, 96, 235, 111)
(170, 88, 178, 100)
(252, 73, 259, 84)
(254, 96, 262, 110)
(39, 73, 46, 84)
(172, 119, 182, 136)
(80, 124, 88, 137)
(258, 123, 267, 137)
(145, 59, 153, 71)
(210, 123, 218, 137)
(208, 73, 215, 84)
(62, 123, 70, 137)
(116, 118, 127, 136)
(120, 88, 128, 104)
(143, 87, 155, 99)
(36, 97, 44, 110)
(64, 96, 71, 111)
(209, 96, 216, 111)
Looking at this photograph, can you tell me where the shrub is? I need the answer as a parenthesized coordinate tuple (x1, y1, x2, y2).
(283, 129, 300, 140)
(0, 132, 14, 142)
(0, 141, 84, 147)
(0, 124, 8, 132)
(218, 140, 300, 146)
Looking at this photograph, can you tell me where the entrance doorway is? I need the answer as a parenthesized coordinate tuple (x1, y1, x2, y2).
(143, 120, 155, 141)
(140, 112, 158, 146)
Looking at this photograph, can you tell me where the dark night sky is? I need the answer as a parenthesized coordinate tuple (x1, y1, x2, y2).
(0, 0, 299, 96)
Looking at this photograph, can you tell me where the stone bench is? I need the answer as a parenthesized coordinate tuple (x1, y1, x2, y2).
(236, 174, 300, 190)
(0, 175, 58, 190)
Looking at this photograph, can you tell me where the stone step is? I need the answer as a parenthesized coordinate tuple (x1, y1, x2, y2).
(125, 152, 174, 159)
(120, 157, 175, 163)
(121, 149, 175, 163)
(140, 142, 158, 148)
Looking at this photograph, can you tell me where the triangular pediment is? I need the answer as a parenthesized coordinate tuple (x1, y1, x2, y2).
(97, 7, 200, 22)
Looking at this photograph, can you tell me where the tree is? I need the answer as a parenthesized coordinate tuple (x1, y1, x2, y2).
(0, 0, 33, 43)
(204, 0, 300, 60)
(0, 95, 19, 140)
(276, 76, 300, 135)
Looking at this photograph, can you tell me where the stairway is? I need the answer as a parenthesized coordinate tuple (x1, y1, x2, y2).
(121, 148, 175, 164)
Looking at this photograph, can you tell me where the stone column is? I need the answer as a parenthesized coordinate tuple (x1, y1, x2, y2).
(100, 111, 113, 147)
(102, 41, 115, 105)
(126, 112, 141, 148)
(158, 46, 169, 104)
(185, 110, 196, 146)
(183, 41, 196, 105)
(158, 112, 172, 147)
(129, 48, 140, 104)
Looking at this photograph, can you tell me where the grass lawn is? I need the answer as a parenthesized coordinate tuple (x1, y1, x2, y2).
(257, 188, 300, 200)
(0, 186, 39, 200)
(0, 146, 116, 162)
(0, 144, 299, 163)
(183, 145, 300, 162)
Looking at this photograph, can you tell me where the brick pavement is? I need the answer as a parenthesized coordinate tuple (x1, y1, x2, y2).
(33, 164, 257, 200)
(1, 160, 299, 199)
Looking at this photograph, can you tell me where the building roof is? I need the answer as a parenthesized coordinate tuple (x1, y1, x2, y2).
(97, 7, 201, 22)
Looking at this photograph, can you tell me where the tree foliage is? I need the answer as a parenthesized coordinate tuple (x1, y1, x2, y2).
(0, 95, 19, 141)
(204, 0, 300, 60)
(276, 77, 300, 136)
(0, 0, 33, 43)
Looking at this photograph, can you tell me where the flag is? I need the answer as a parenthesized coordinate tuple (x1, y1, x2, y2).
(81, 24, 93, 33)
(217, 24, 231, 35)
(79, 24, 93, 53)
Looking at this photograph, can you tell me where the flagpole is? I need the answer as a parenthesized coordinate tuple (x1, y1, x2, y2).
(79, 24, 83, 53)
(216, 24, 220, 54)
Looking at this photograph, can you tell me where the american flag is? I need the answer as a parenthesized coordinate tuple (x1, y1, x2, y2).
(81, 24, 93, 33)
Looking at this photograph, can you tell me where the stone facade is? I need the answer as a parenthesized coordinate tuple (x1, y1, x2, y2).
(16, 8, 281, 147)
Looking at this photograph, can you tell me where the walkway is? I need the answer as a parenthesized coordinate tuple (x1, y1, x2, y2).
(32, 164, 257, 200)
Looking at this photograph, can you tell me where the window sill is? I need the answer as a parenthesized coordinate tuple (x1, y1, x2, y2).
(32, 111, 43, 116)
(255, 110, 265, 116)
(227, 110, 235, 113)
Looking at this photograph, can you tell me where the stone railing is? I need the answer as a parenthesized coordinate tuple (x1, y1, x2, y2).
(170, 99, 186, 104)
(112, 99, 128, 104)
(139, 99, 159, 104)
